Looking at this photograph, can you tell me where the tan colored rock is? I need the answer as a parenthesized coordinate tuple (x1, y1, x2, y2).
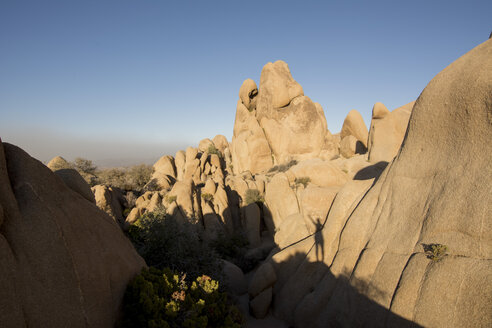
(0, 141, 145, 327)
(288, 158, 348, 188)
(250, 287, 273, 319)
(184, 158, 200, 180)
(274, 213, 310, 249)
(54, 168, 95, 203)
(339, 135, 356, 158)
(255, 61, 328, 163)
(202, 179, 216, 195)
(299, 185, 339, 233)
(264, 173, 299, 230)
(340, 109, 369, 148)
(239, 78, 259, 111)
(256, 61, 303, 109)
(230, 100, 273, 174)
(257, 95, 328, 164)
(198, 138, 214, 153)
(210, 153, 221, 169)
(367, 101, 414, 163)
(264, 40, 492, 327)
(46, 155, 72, 171)
(243, 203, 261, 248)
(185, 146, 198, 163)
(150, 155, 176, 189)
(92, 185, 125, 225)
(213, 184, 235, 233)
(212, 134, 229, 153)
(175, 150, 186, 181)
(372, 102, 390, 119)
(167, 179, 195, 219)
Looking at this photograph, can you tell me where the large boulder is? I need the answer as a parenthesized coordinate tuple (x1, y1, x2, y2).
(149, 155, 176, 189)
(255, 61, 329, 163)
(340, 109, 369, 148)
(0, 141, 145, 327)
(230, 99, 273, 174)
(259, 39, 492, 327)
(264, 173, 299, 230)
(367, 101, 415, 163)
(92, 184, 125, 225)
(239, 78, 259, 111)
(54, 168, 95, 203)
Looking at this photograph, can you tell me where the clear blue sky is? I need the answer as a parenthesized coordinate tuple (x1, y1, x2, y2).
(1, 0, 490, 166)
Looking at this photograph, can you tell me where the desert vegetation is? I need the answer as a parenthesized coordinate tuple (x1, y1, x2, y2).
(121, 267, 242, 328)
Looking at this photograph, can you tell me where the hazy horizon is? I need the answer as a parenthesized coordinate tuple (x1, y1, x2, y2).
(1, 0, 491, 166)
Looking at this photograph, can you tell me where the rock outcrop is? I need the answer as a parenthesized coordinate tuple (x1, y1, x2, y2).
(367, 101, 414, 163)
(230, 61, 336, 175)
(248, 39, 492, 327)
(54, 168, 95, 203)
(256, 61, 331, 164)
(0, 140, 145, 327)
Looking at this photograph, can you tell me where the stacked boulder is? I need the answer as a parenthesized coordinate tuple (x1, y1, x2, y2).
(245, 39, 492, 327)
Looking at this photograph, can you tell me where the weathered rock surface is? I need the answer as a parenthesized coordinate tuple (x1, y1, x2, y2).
(92, 184, 125, 225)
(255, 62, 328, 163)
(0, 141, 145, 327)
(253, 39, 492, 327)
(231, 99, 273, 174)
(54, 168, 95, 203)
(340, 109, 369, 148)
(149, 155, 176, 189)
(367, 101, 414, 163)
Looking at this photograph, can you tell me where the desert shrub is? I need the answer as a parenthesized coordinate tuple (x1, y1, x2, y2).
(294, 176, 311, 188)
(49, 160, 73, 171)
(267, 159, 298, 173)
(127, 210, 222, 281)
(97, 164, 152, 191)
(201, 193, 214, 202)
(210, 232, 255, 273)
(244, 189, 264, 205)
(165, 195, 177, 204)
(121, 267, 242, 328)
(424, 244, 448, 262)
(73, 157, 97, 175)
(207, 144, 222, 158)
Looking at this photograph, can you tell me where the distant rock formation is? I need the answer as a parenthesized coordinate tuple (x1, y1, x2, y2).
(247, 39, 492, 327)
(231, 61, 337, 175)
(0, 140, 145, 326)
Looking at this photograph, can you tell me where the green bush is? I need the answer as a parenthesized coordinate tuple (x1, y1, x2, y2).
(201, 193, 214, 202)
(294, 176, 311, 188)
(165, 195, 177, 204)
(127, 210, 222, 281)
(267, 159, 298, 173)
(425, 244, 448, 262)
(122, 267, 242, 328)
(207, 144, 222, 158)
(97, 164, 153, 191)
(244, 189, 264, 205)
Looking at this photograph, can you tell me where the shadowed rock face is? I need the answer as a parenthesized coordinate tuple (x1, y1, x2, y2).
(253, 39, 492, 327)
(0, 141, 146, 327)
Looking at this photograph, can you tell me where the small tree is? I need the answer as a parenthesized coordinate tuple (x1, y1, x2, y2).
(73, 157, 97, 175)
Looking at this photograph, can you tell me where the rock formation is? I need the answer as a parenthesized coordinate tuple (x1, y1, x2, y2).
(247, 39, 492, 327)
(367, 101, 415, 163)
(0, 140, 145, 327)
